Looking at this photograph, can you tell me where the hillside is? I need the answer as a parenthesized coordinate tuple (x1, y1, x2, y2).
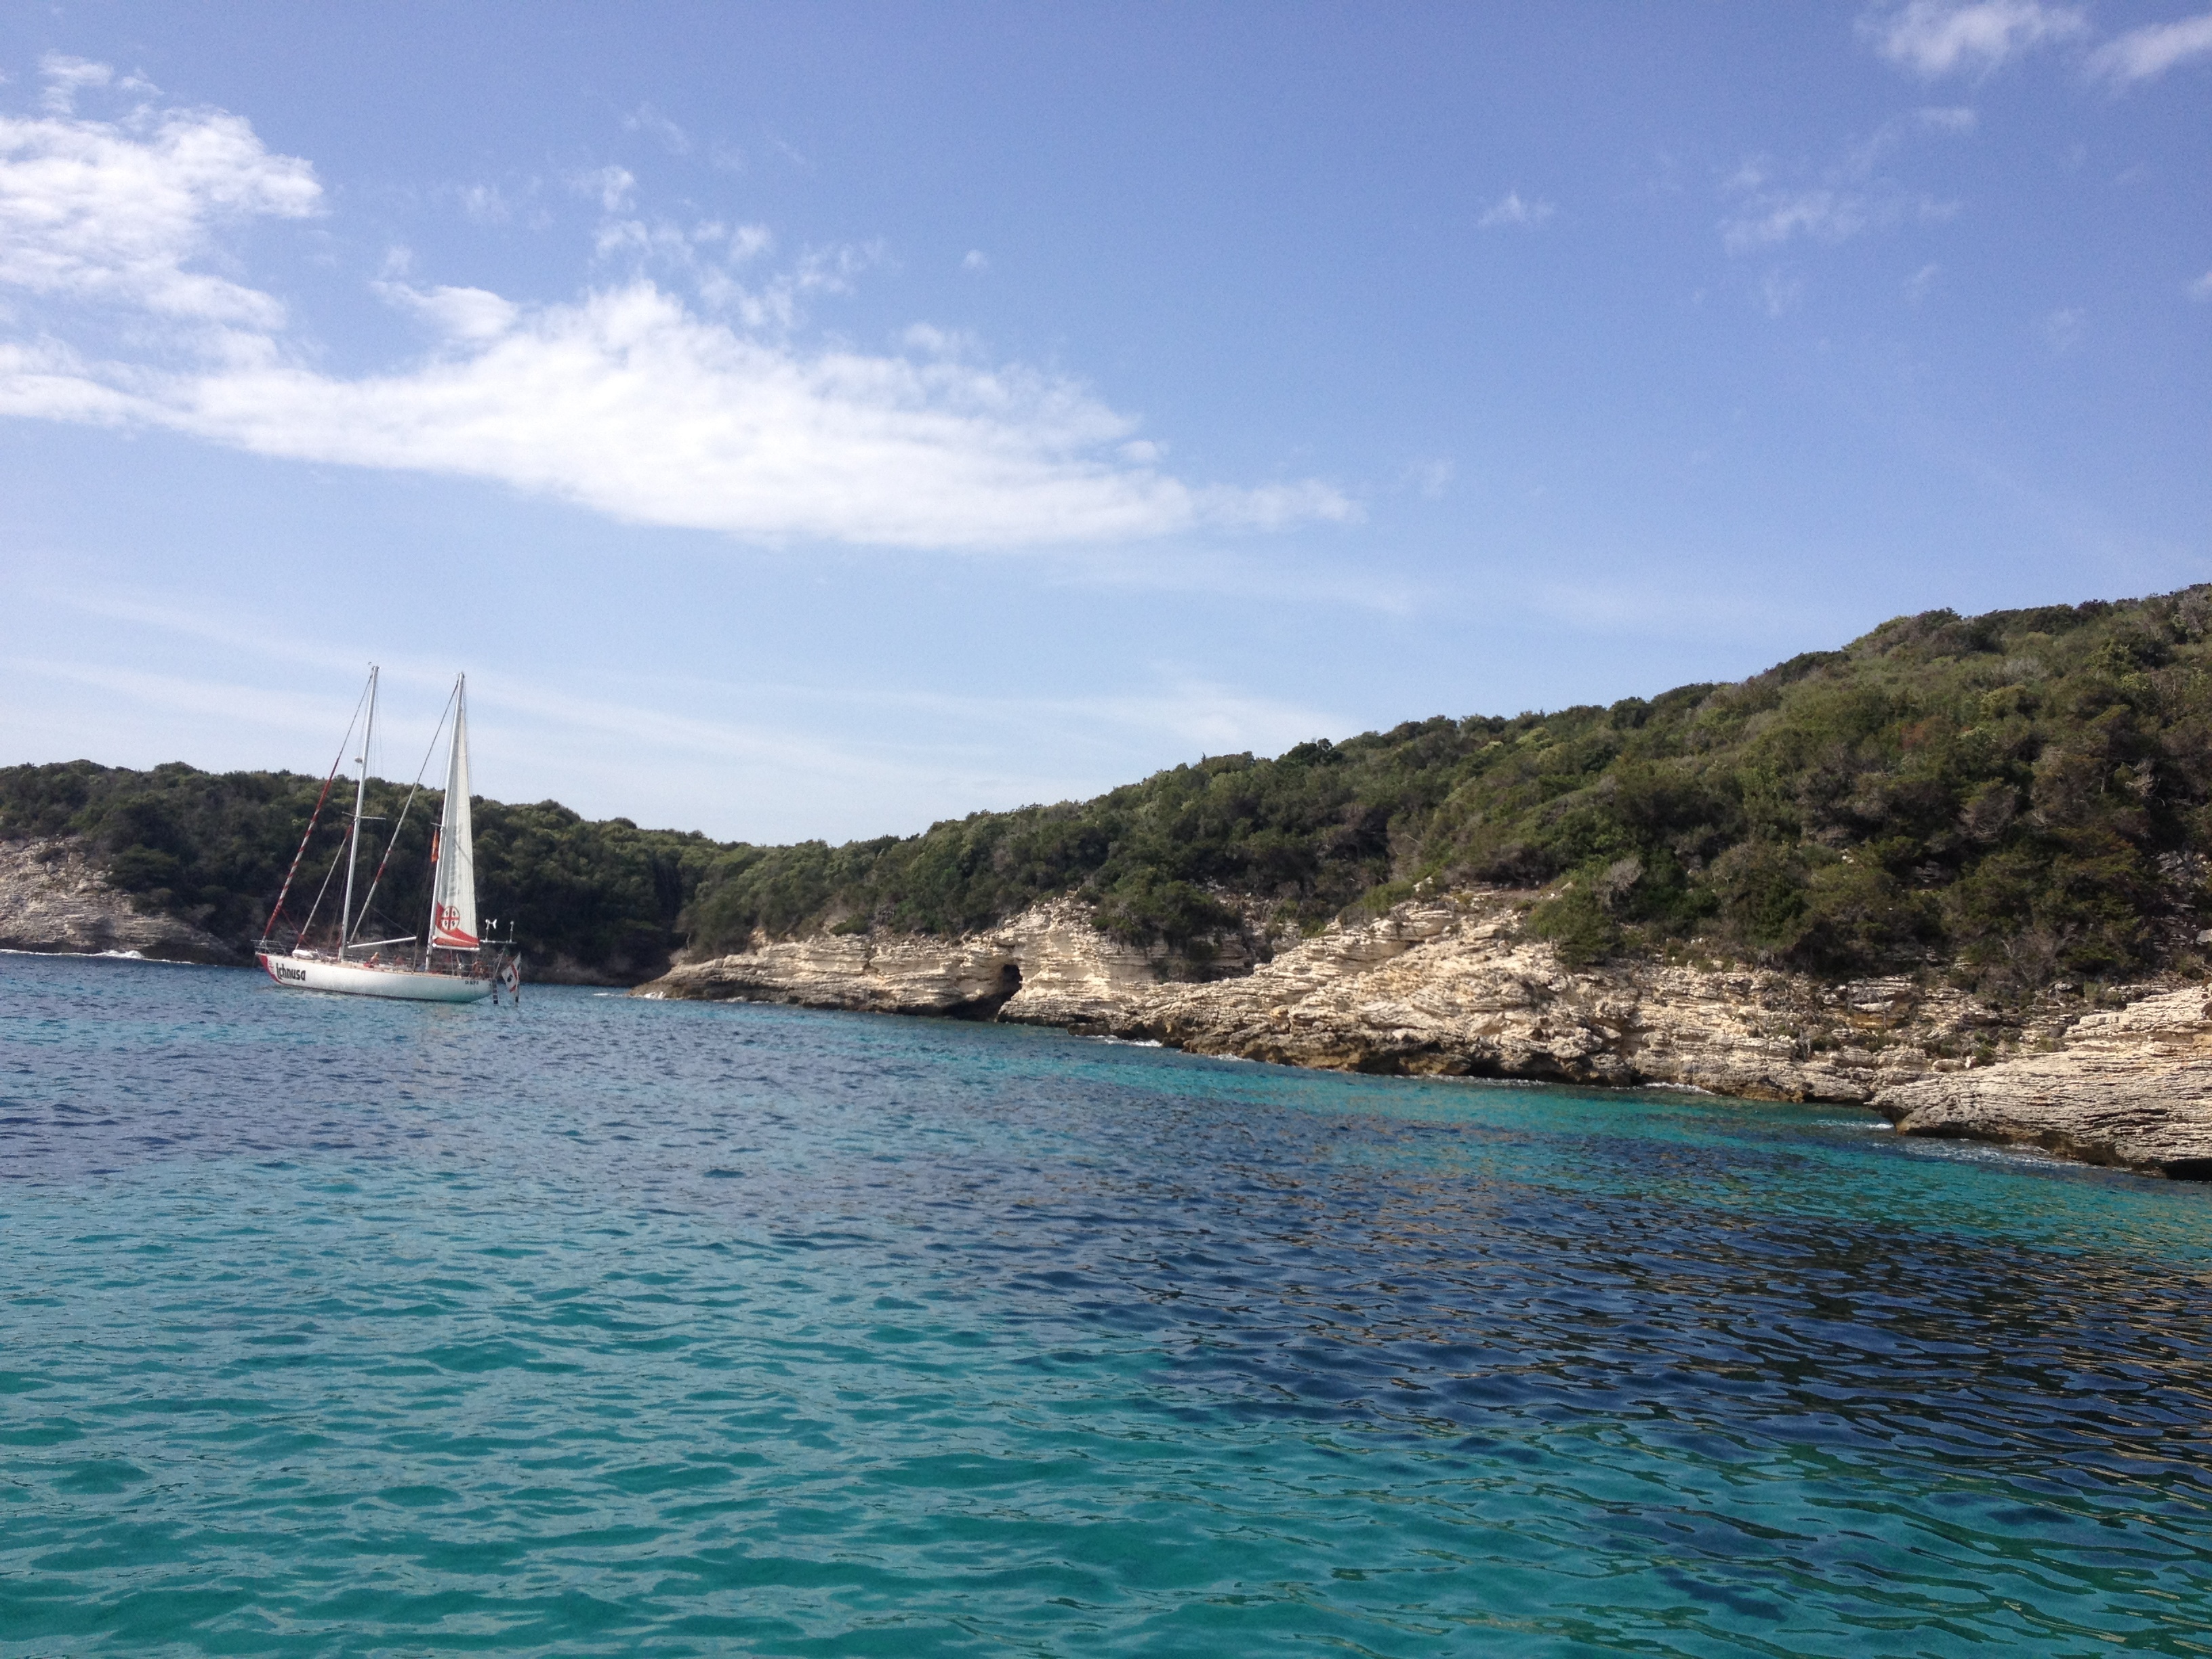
(5, 586, 2207, 991)
(683, 586, 2208, 996)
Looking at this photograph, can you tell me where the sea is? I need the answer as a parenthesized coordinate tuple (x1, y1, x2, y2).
(2, 950, 2209, 1656)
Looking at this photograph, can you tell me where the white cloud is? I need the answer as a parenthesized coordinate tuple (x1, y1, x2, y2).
(2089, 11, 2212, 82)
(1864, 1, 2087, 77)
(1719, 114, 1967, 255)
(7, 283, 1347, 547)
(621, 102, 689, 153)
(0, 75, 320, 327)
(591, 216, 866, 332)
(901, 321, 974, 356)
(1477, 189, 1553, 228)
(376, 281, 519, 342)
(0, 78, 1353, 554)
(1724, 185, 1872, 251)
(962, 249, 989, 272)
(1721, 179, 1956, 254)
(38, 54, 113, 113)
(2043, 306, 2084, 350)
(1906, 261, 1942, 302)
(457, 182, 510, 224)
(2191, 270, 2212, 301)
(570, 163, 634, 213)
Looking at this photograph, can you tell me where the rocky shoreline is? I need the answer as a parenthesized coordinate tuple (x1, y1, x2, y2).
(637, 890, 2212, 1181)
(6, 830, 2200, 1179)
(0, 838, 241, 964)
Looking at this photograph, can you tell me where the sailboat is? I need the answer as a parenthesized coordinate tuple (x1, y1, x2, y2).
(256, 667, 504, 1003)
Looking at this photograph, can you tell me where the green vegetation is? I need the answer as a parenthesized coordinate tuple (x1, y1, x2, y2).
(681, 587, 2212, 994)
(6, 588, 2209, 991)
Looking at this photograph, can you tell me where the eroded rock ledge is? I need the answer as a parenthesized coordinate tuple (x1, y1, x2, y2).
(638, 889, 2212, 1180)
(0, 838, 239, 963)
(1874, 988, 2212, 1178)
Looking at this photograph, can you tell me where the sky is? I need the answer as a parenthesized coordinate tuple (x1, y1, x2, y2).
(0, 1, 2206, 843)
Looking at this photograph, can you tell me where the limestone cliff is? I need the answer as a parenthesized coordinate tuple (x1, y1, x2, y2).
(1874, 988, 2212, 1177)
(0, 838, 241, 963)
(638, 887, 2209, 1179)
(641, 898, 1210, 1025)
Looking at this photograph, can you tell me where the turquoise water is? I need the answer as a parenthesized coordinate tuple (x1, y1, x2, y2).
(2, 954, 2209, 1656)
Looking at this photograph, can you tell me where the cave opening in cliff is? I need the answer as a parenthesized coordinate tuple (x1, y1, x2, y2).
(949, 960, 1022, 1021)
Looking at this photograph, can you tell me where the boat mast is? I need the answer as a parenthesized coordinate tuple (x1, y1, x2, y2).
(341, 665, 377, 957)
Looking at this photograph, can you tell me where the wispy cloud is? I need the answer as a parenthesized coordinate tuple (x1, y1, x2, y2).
(2089, 10, 2212, 82)
(1477, 189, 1553, 229)
(621, 102, 689, 153)
(1720, 171, 1953, 255)
(1724, 182, 1876, 252)
(39, 53, 116, 113)
(456, 181, 511, 224)
(588, 214, 798, 325)
(2042, 306, 2085, 350)
(1401, 457, 1454, 499)
(1720, 112, 1968, 258)
(18, 659, 367, 743)
(0, 65, 1354, 554)
(17, 585, 1357, 836)
(2191, 270, 2212, 302)
(569, 163, 634, 213)
(1862, 0, 2086, 77)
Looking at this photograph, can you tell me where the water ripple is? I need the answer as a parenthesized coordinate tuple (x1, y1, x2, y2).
(2, 952, 2209, 1656)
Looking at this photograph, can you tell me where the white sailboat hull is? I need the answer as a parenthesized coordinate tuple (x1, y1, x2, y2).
(258, 952, 492, 1003)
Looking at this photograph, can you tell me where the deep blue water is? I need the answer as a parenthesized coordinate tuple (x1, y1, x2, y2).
(2, 952, 2209, 1656)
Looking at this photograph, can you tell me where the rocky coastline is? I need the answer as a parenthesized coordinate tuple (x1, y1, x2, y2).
(0, 838, 241, 964)
(7, 827, 2201, 1180)
(638, 889, 2212, 1181)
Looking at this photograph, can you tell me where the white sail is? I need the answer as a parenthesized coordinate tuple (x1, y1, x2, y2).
(428, 678, 479, 950)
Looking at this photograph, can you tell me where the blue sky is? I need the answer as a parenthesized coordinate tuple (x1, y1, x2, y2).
(1, 2, 2206, 842)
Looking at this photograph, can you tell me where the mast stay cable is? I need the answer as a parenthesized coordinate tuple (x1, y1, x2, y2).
(257, 673, 371, 951)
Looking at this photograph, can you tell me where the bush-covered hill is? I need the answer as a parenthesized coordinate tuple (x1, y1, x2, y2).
(7, 586, 2209, 991)
(678, 586, 2212, 993)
